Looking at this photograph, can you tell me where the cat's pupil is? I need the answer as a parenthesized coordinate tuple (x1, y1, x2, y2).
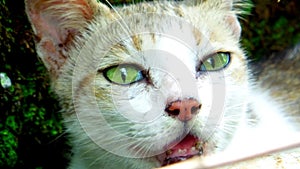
(120, 68, 127, 82)
(207, 58, 215, 68)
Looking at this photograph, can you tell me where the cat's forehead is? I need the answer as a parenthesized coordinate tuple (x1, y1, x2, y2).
(95, 5, 236, 43)
(83, 1, 246, 71)
(92, 33, 197, 74)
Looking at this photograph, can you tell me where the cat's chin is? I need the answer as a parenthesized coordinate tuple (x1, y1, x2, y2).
(156, 134, 204, 166)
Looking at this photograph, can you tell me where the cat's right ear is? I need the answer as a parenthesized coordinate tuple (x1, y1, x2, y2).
(25, 0, 111, 79)
(185, 0, 251, 40)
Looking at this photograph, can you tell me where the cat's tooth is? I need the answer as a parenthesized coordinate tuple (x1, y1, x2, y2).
(178, 149, 187, 154)
(166, 150, 172, 156)
(195, 142, 202, 150)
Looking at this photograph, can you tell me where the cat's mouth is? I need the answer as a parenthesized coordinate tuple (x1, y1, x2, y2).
(156, 134, 205, 166)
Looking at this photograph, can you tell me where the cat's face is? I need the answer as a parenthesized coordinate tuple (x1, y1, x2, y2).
(26, 0, 250, 167)
(60, 3, 250, 167)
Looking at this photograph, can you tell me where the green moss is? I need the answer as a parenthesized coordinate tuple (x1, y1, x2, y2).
(1, 0, 67, 168)
(0, 129, 18, 167)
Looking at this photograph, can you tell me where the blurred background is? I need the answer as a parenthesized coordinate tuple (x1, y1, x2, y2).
(1, 0, 299, 168)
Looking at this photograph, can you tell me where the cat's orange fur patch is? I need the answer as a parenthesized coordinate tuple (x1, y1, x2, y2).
(132, 35, 142, 51)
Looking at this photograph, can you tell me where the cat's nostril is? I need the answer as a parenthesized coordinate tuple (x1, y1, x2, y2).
(191, 104, 202, 114)
(165, 108, 180, 116)
(165, 98, 201, 122)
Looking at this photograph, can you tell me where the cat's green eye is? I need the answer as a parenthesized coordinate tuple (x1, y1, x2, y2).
(103, 64, 145, 85)
(199, 52, 230, 71)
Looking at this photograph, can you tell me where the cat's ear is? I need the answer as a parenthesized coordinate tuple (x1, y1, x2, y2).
(220, 0, 243, 39)
(208, 0, 245, 40)
(187, 0, 248, 40)
(25, 0, 111, 78)
(224, 12, 242, 40)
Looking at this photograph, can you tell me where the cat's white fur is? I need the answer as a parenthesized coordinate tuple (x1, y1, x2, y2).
(25, 0, 299, 168)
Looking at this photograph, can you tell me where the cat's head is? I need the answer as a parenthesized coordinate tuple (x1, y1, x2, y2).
(26, 0, 251, 167)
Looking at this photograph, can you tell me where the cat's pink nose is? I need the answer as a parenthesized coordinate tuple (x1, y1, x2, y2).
(165, 98, 201, 122)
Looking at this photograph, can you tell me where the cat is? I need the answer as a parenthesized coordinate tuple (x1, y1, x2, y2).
(25, 0, 300, 168)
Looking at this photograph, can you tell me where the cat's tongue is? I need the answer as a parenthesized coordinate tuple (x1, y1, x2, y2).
(158, 134, 203, 166)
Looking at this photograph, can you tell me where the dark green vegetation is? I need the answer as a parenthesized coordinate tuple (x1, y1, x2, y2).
(1, 0, 299, 168)
(242, 0, 300, 60)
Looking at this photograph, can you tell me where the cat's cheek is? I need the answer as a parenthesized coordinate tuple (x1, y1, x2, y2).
(192, 72, 247, 151)
(196, 75, 225, 113)
(228, 53, 249, 85)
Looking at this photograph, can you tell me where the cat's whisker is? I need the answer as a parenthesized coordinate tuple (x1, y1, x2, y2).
(131, 140, 153, 157)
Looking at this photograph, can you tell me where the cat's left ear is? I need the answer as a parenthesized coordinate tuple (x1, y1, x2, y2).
(186, 0, 249, 40)
(221, 0, 243, 39)
(225, 12, 241, 40)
